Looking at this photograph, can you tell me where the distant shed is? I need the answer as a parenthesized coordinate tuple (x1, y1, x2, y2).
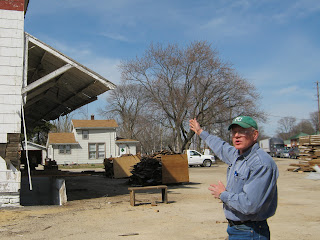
(20, 141, 47, 169)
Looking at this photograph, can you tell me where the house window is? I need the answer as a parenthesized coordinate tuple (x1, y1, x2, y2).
(59, 145, 71, 154)
(89, 143, 105, 159)
(82, 130, 89, 139)
(66, 145, 71, 154)
(97, 143, 105, 158)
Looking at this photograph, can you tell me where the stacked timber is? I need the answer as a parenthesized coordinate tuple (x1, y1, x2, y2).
(288, 159, 320, 172)
(299, 135, 320, 161)
(288, 135, 320, 172)
(103, 157, 114, 178)
(129, 151, 189, 186)
(148, 150, 179, 160)
(129, 157, 162, 186)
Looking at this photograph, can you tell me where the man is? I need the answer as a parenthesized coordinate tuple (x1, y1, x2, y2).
(189, 116, 278, 240)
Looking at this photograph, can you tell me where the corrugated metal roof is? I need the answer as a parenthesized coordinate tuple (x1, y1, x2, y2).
(24, 0, 29, 14)
(72, 119, 118, 128)
(23, 33, 116, 129)
(48, 133, 78, 144)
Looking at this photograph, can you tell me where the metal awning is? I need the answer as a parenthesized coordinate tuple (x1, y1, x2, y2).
(23, 33, 116, 128)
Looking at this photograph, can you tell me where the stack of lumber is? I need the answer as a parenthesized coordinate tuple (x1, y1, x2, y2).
(148, 150, 179, 160)
(103, 157, 114, 178)
(129, 157, 162, 186)
(298, 135, 320, 161)
(129, 151, 189, 186)
(287, 160, 320, 172)
(288, 135, 320, 172)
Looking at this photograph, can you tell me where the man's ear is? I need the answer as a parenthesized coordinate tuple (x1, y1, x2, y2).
(253, 130, 259, 141)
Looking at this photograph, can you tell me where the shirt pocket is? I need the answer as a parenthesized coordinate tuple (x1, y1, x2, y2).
(232, 170, 248, 193)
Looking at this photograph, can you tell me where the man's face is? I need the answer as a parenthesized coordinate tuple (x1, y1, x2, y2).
(231, 125, 259, 154)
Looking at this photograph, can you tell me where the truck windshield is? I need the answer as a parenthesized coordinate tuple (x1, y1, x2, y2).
(190, 151, 201, 156)
(273, 144, 284, 149)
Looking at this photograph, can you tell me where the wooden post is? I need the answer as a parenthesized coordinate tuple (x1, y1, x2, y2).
(130, 190, 135, 206)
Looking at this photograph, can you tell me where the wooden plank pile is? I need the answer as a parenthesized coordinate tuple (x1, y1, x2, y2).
(129, 156, 162, 186)
(103, 157, 115, 178)
(129, 151, 189, 186)
(299, 135, 320, 160)
(148, 150, 180, 160)
(288, 135, 320, 172)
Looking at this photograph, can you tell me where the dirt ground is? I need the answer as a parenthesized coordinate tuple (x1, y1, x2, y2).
(0, 157, 319, 240)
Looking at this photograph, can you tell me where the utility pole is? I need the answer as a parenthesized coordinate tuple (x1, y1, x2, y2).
(317, 81, 320, 132)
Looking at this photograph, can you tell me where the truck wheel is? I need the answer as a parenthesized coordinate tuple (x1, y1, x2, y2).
(202, 160, 212, 167)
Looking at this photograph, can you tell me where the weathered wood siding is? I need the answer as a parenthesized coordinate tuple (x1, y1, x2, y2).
(0, 7, 24, 143)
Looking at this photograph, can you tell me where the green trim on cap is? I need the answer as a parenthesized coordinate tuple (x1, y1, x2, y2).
(228, 116, 258, 130)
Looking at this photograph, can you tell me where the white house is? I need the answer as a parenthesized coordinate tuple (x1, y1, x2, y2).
(47, 118, 139, 165)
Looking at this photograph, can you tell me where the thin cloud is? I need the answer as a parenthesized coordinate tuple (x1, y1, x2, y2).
(275, 86, 299, 95)
(271, 0, 320, 23)
(99, 32, 130, 42)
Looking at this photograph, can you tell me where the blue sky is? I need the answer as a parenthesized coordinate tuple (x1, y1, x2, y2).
(24, 0, 320, 137)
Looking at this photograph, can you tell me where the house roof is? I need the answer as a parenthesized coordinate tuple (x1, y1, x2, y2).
(21, 141, 46, 150)
(48, 133, 78, 144)
(72, 119, 119, 129)
(23, 33, 116, 129)
(289, 132, 309, 140)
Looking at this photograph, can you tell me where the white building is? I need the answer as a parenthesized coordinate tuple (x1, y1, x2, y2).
(47, 118, 139, 165)
(0, 1, 116, 206)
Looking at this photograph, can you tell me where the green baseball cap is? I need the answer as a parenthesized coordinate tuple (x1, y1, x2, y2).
(228, 116, 258, 130)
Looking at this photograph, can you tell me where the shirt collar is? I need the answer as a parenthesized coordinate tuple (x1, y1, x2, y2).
(237, 143, 259, 160)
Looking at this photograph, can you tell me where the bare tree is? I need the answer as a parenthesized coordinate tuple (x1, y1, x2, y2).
(120, 41, 264, 152)
(257, 126, 270, 141)
(310, 111, 319, 133)
(276, 117, 296, 140)
(74, 106, 90, 120)
(293, 119, 315, 135)
(51, 114, 74, 133)
(100, 82, 147, 139)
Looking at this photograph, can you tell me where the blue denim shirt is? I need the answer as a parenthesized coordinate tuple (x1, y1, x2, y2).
(200, 131, 278, 221)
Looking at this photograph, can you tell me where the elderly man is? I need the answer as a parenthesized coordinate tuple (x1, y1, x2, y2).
(189, 116, 278, 240)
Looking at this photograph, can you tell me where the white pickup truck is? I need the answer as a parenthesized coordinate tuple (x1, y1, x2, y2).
(185, 150, 215, 167)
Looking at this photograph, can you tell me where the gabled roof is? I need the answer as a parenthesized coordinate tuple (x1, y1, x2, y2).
(23, 33, 116, 129)
(72, 119, 118, 129)
(48, 133, 78, 145)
